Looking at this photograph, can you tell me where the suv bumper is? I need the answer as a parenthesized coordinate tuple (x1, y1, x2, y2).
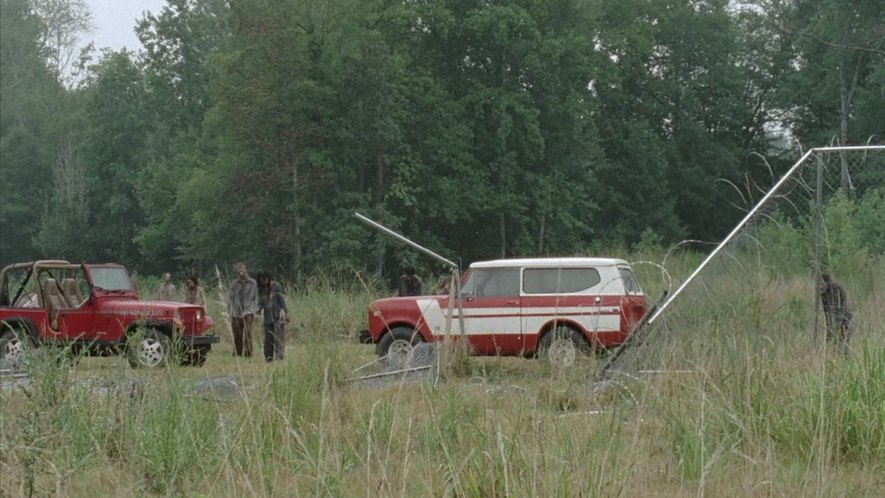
(182, 334, 220, 346)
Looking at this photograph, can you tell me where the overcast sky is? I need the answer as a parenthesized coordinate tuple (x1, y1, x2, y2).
(83, 0, 167, 51)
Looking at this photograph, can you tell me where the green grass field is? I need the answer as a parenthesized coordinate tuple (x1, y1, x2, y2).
(2, 257, 883, 497)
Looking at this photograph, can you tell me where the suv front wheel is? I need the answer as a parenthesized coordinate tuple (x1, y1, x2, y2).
(127, 328, 172, 368)
(377, 326, 424, 360)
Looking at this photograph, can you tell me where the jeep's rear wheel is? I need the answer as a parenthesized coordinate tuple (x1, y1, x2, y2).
(539, 325, 590, 368)
(377, 326, 424, 361)
(127, 328, 172, 368)
(0, 327, 31, 368)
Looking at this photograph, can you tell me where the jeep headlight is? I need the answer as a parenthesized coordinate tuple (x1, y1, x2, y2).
(196, 309, 202, 321)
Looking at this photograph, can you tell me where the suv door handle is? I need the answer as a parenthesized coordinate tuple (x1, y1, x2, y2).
(506, 300, 518, 305)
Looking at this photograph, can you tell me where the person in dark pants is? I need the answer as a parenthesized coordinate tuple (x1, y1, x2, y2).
(398, 265, 423, 297)
(228, 263, 259, 357)
(819, 272, 854, 352)
(256, 271, 288, 362)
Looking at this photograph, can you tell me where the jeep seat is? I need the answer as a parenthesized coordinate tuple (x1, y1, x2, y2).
(42, 278, 68, 329)
(62, 278, 84, 308)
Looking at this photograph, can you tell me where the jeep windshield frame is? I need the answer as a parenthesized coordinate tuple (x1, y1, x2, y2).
(87, 266, 135, 293)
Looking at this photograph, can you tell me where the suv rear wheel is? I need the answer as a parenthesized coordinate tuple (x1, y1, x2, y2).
(539, 325, 590, 368)
(127, 328, 172, 368)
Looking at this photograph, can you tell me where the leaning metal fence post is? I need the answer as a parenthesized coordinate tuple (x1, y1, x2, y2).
(354, 212, 465, 339)
(813, 152, 823, 348)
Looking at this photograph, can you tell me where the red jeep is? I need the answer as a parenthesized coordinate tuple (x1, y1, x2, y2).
(0, 260, 219, 368)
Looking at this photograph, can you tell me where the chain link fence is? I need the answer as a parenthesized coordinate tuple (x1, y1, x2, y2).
(598, 145, 885, 380)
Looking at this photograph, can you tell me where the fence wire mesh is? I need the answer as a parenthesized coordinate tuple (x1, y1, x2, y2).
(599, 145, 885, 380)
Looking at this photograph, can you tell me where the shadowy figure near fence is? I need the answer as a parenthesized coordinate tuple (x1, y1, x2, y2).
(398, 265, 423, 296)
(819, 272, 854, 352)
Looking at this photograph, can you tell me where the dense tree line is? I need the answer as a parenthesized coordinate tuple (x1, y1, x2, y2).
(1, 0, 882, 282)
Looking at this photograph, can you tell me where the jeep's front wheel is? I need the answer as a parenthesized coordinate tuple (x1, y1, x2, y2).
(127, 329, 172, 368)
(0, 328, 31, 369)
(376, 326, 424, 360)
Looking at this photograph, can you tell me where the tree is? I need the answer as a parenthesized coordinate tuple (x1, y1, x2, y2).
(133, 0, 232, 271)
(33, 0, 92, 85)
(776, 0, 884, 147)
(79, 50, 150, 263)
(0, 0, 60, 264)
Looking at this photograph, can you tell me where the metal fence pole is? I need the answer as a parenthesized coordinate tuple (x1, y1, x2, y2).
(813, 153, 823, 348)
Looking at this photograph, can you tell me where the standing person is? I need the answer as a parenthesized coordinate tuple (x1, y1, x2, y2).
(398, 265, 423, 297)
(256, 271, 288, 362)
(819, 272, 854, 351)
(432, 275, 451, 295)
(156, 272, 176, 301)
(228, 263, 259, 357)
(184, 276, 206, 307)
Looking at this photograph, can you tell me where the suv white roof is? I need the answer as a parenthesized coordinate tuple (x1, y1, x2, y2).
(470, 257, 629, 269)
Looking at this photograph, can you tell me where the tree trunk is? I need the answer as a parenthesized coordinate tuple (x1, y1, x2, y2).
(537, 214, 546, 253)
(292, 161, 302, 283)
(499, 214, 506, 258)
(839, 61, 860, 192)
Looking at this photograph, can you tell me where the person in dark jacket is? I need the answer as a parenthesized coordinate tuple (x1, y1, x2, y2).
(228, 263, 259, 357)
(256, 271, 289, 362)
(819, 272, 853, 351)
(398, 265, 423, 296)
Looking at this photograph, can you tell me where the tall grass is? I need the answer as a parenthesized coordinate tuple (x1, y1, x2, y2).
(1, 254, 882, 497)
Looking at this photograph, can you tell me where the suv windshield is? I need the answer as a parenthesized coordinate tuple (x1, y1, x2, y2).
(90, 267, 135, 292)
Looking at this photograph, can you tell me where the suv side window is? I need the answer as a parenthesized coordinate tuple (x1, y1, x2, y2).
(523, 268, 601, 294)
(619, 267, 642, 294)
(473, 268, 521, 298)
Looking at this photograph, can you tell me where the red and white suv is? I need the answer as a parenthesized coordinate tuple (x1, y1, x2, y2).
(361, 257, 647, 363)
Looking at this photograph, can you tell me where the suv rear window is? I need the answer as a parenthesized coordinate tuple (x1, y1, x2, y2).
(619, 267, 642, 294)
(523, 268, 601, 294)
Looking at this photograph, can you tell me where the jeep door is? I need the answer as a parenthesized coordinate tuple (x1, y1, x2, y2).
(454, 267, 523, 354)
(39, 267, 95, 342)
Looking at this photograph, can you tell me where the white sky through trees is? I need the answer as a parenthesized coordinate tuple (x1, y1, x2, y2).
(84, 0, 166, 51)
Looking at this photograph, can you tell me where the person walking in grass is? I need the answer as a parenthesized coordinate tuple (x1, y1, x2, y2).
(819, 272, 854, 351)
(184, 275, 206, 307)
(156, 272, 176, 301)
(256, 271, 289, 362)
(228, 263, 259, 357)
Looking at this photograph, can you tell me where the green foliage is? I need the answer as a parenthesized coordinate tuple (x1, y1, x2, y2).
(1, 0, 883, 287)
(818, 189, 885, 282)
(774, 0, 884, 146)
(0, 0, 64, 264)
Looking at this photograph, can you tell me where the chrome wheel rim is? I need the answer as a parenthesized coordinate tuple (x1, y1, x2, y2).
(137, 337, 166, 367)
(2, 338, 24, 365)
(547, 338, 576, 368)
(387, 339, 413, 360)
